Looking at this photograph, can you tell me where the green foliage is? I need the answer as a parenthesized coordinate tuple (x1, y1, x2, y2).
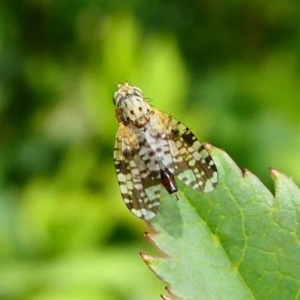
(144, 147, 300, 300)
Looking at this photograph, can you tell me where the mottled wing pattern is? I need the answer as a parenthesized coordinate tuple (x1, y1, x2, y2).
(114, 123, 161, 220)
(151, 109, 218, 193)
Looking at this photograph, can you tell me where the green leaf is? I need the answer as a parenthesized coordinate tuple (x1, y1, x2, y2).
(141, 146, 300, 300)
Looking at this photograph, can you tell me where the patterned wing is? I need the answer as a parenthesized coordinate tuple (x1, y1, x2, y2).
(150, 109, 218, 193)
(114, 123, 161, 220)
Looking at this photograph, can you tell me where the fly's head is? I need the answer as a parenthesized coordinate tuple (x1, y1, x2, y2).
(113, 82, 151, 128)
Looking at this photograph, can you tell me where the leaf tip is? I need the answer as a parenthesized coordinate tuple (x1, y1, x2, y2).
(140, 252, 153, 264)
(144, 232, 158, 247)
(144, 231, 154, 240)
(269, 167, 279, 177)
(161, 294, 176, 300)
(242, 168, 251, 176)
(203, 142, 213, 150)
(162, 287, 178, 300)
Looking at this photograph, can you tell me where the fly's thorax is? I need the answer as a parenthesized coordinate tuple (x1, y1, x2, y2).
(120, 96, 151, 128)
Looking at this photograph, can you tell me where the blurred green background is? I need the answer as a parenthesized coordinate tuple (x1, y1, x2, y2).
(1, 1, 300, 299)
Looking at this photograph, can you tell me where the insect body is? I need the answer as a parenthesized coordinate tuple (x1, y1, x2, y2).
(113, 82, 218, 220)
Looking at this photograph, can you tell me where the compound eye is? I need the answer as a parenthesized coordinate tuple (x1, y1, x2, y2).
(112, 91, 119, 105)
